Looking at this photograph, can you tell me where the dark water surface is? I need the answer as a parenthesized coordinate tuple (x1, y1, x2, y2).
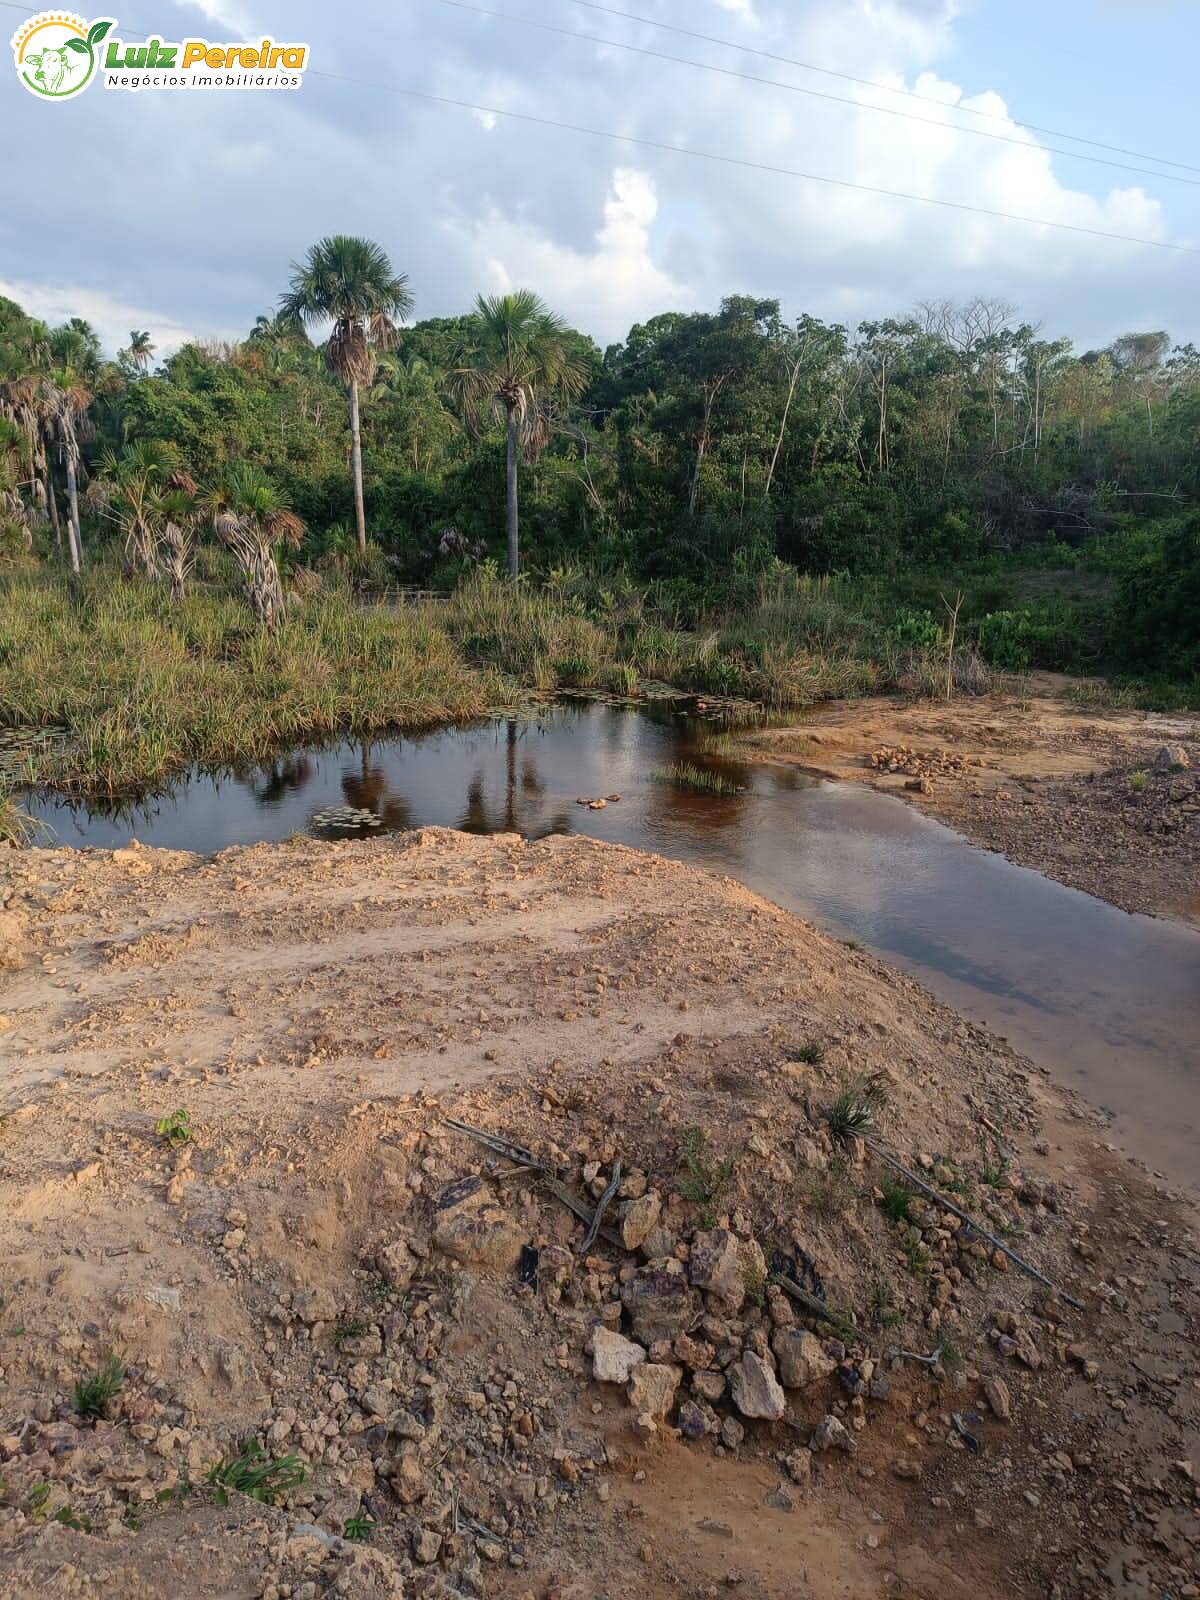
(28, 702, 1200, 1188)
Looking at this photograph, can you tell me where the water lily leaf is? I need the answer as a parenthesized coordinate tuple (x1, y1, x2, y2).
(87, 20, 113, 45)
(66, 37, 89, 52)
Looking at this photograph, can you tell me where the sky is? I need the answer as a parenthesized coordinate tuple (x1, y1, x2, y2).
(1, 0, 1197, 356)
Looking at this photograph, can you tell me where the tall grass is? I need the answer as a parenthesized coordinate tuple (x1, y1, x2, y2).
(0, 562, 906, 797)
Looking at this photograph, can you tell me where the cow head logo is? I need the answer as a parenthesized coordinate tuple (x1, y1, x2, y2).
(11, 12, 114, 99)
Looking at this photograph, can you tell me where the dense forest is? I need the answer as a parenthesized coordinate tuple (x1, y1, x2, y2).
(1, 239, 1198, 691)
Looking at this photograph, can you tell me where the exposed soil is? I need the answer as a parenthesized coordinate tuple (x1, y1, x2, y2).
(0, 829, 1197, 1599)
(739, 677, 1200, 926)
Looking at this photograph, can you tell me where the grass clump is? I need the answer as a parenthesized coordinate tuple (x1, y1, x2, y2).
(793, 1036, 825, 1066)
(678, 1127, 736, 1228)
(869, 1279, 901, 1329)
(801, 1157, 857, 1221)
(332, 1314, 369, 1348)
(74, 1355, 125, 1421)
(155, 1108, 191, 1147)
(343, 1511, 376, 1542)
(879, 1177, 917, 1224)
(207, 1439, 305, 1505)
(652, 761, 740, 796)
(1128, 769, 1148, 793)
(827, 1073, 889, 1138)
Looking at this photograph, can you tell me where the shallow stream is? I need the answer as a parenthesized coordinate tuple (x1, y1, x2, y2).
(27, 701, 1200, 1188)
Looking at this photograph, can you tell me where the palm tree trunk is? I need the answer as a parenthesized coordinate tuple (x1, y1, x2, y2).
(349, 378, 367, 556)
(64, 452, 83, 574)
(505, 404, 520, 579)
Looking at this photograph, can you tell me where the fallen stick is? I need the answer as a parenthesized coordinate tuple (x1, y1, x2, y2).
(773, 1271, 844, 1327)
(540, 1174, 624, 1251)
(861, 1134, 1084, 1311)
(443, 1118, 545, 1170)
(580, 1158, 622, 1254)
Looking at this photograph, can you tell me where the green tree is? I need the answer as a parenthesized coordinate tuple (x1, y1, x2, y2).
(279, 235, 413, 556)
(210, 464, 303, 629)
(452, 290, 588, 577)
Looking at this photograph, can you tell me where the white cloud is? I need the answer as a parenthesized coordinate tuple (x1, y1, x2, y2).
(0, 278, 205, 359)
(457, 168, 694, 343)
(169, 0, 256, 35)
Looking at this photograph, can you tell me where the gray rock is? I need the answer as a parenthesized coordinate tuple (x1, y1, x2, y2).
(677, 1399, 714, 1440)
(983, 1375, 1011, 1420)
(689, 1228, 745, 1311)
(591, 1327, 646, 1384)
(627, 1362, 681, 1418)
(729, 1352, 786, 1421)
(720, 1415, 745, 1449)
(432, 1177, 525, 1272)
(622, 1268, 699, 1345)
(772, 1327, 835, 1389)
(377, 1237, 418, 1291)
(810, 1414, 856, 1452)
(621, 1192, 662, 1252)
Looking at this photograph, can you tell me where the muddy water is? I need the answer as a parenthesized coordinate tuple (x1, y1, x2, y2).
(28, 702, 1200, 1188)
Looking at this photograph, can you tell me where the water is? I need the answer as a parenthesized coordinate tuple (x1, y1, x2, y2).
(27, 701, 1200, 1188)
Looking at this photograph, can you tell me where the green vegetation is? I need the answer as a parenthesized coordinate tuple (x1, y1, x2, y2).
(3, 265, 1198, 806)
(154, 1108, 191, 1147)
(827, 1075, 890, 1138)
(800, 1157, 857, 1221)
(343, 1511, 377, 1542)
(331, 1314, 369, 1348)
(793, 1037, 826, 1066)
(651, 760, 740, 796)
(678, 1127, 736, 1228)
(73, 1355, 125, 1421)
(879, 1177, 917, 1223)
(207, 1440, 305, 1505)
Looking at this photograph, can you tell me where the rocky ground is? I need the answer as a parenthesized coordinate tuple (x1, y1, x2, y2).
(739, 678, 1200, 926)
(0, 828, 1197, 1599)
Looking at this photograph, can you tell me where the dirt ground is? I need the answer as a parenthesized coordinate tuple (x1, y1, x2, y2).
(738, 675, 1199, 926)
(0, 828, 1197, 1599)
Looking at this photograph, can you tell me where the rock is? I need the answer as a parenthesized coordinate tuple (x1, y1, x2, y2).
(412, 1528, 442, 1564)
(592, 1327, 646, 1385)
(783, 1448, 812, 1485)
(639, 1225, 676, 1261)
(0, 913, 24, 971)
(622, 1269, 699, 1345)
(729, 1352, 786, 1421)
(677, 1400, 712, 1440)
(392, 1445, 426, 1505)
(720, 1416, 745, 1450)
(143, 1286, 181, 1313)
(432, 1176, 525, 1272)
(772, 1328, 835, 1389)
(692, 1369, 726, 1403)
(1154, 744, 1190, 772)
(295, 1288, 338, 1326)
(689, 1229, 745, 1311)
(982, 1375, 1011, 1421)
(627, 1362, 680, 1418)
(892, 1457, 922, 1480)
(377, 1238, 418, 1291)
(810, 1414, 855, 1453)
(621, 1192, 662, 1252)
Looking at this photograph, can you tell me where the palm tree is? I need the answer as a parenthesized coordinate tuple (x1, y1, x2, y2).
(452, 291, 588, 579)
(279, 236, 412, 556)
(126, 329, 155, 371)
(151, 483, 200, 601)
(210, 464, 303, 629)
(91, 438, 180, 575)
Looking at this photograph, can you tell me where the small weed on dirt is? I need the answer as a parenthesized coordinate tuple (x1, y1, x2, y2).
(678, 1127, 736, 1227)
(343, 1511, 376, 1542)
(207, 1440, 305, 1506)
(74, 1355, 125, 1422)
(154, 1108, 191, 1147)
(879, 1177, 916, 1223)
(794, 1037, 826, 1066)
(827, 1073, 889, 1138)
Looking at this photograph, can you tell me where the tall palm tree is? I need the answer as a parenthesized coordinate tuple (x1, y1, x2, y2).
(210, 464, 303, 629)
(279, 236, 412, 556)
(126, 329, 155, 371)
(91, 439, 184, 576)
(452, 291, 588, 578)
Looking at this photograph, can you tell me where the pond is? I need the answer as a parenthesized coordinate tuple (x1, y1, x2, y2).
(26, 700, 1200, 1191)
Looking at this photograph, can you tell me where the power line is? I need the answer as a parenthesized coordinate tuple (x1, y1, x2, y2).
(301, 70, 1198, 255)
(434, 0, 1200, 188)
(0, 0, 1193, 254)
(562, 0, 1200, 178)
